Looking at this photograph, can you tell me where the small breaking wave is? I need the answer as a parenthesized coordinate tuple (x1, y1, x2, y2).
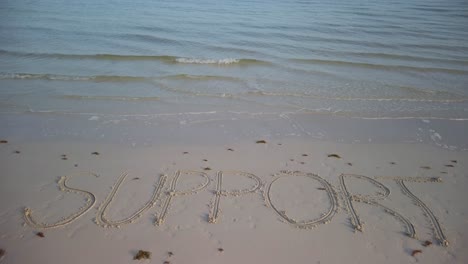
(0, 50, 268, 66)
(245, 91, 468, 103)
(290, 58, 468, 74)
(59, 95, 161, 101)
(0, 73, 148, 82)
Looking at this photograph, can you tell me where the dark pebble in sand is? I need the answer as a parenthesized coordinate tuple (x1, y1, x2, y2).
(204, 167, 212, 171)
(134, 250, 151, 260)
(218, 248, 224, 252)
(422, 240, 432, 247)
(91, 152, 100, 155)
(256, 140, 267, 144)
(0, 140, 8, 144)
(36, 232, 45, 238)
(14, 150, 20, 154)
(0, 248, 5, 257)
(411, 250, 422, 257)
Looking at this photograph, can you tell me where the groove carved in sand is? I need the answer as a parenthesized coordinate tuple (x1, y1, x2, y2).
(339, 174, 415, 238)
(96, 172, 167, 228)
(208, 170, 261, 223)
(24, 172, 97, 229)
(155, 170, 210, 226)
(266, 171, 338, 229)
(396, 179, 448, 246)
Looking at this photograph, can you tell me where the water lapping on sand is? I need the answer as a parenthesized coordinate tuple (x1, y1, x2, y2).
(0, 0, 468, 121)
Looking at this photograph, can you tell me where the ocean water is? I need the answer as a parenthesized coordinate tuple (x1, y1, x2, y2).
(1, 0, 468, 121)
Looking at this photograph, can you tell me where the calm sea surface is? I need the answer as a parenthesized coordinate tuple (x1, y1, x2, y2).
(1, 0, 468, 119)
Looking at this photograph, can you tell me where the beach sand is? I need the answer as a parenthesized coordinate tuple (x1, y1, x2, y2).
(0, 134, 467, 264)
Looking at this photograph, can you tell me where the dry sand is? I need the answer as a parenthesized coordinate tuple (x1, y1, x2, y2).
(0, 138, 467, 264)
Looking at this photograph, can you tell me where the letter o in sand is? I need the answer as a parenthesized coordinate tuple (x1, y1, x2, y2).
(266, 171, 338, 229)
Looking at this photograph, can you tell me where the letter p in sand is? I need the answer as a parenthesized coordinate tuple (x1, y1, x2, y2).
(208, 171, 261, 224)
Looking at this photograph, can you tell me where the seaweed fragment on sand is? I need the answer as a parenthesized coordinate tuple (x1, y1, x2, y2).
(36, 232, 45, 238)
(422, 240, 432, 247)
(411, 250, 422, 257)
(163, 261, 170, 264)
(327, 154, 341, 159)
(256, 140, 267, 144)
(450, 160, 457, 163)
(445, 164, 454, 168)
(134, 250, 151, 260)
(302, 154, 308, 157)
(91, 152, 100, 155)
(317, 187, 326, 191)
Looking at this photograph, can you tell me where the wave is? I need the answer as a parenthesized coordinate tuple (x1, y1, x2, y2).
(245, 91, 468, 103)
(290, 58, 468, 74)
(0, 73, 148, 82)
(2, 109, 467, 122)
(161, 74, 243, 82)
(59, 95, 161, 101)
(0, 72, 245, 83)
(0, 50, 268, 65)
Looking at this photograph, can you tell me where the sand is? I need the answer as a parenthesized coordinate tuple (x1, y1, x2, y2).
(0, 137, 467, 264)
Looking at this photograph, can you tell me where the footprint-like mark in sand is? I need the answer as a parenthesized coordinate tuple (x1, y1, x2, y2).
(266, 171, 338, 228)
(340, 174, 415, 238)
(209, 171, 261, 223)
(155, 170, 210, 226)
(24, 172, 97, 229)
(96, 172, 167, 228)
(396, 179, 448, 246)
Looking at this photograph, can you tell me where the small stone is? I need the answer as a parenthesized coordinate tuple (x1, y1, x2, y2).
(134, 250, 151, 260)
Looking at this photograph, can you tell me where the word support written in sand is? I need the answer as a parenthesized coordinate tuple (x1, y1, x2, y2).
(23, 170, 448, 247)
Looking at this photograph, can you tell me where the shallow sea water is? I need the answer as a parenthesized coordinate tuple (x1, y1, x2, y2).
(0, 0, 468, 133)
